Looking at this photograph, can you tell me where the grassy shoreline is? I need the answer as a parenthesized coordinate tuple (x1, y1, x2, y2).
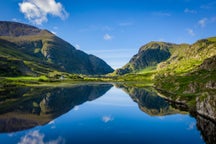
(0, 68, 156, 87)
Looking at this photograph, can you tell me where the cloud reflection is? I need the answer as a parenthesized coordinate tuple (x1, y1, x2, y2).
(187, 122, 196, 130)
(102, 115, 113, 123)
(73, 106, 79, 111)
(18, 130, 65, 144)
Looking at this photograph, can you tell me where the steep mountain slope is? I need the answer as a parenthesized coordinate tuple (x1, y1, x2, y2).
(157, 37, 216, 74)
(154, 37, 216, 120)
(115, 41, 188, 75)
(0, 21, 114, 76)
(155, 37, 216, 92)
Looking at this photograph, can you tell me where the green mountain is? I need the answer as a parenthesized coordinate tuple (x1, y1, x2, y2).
(155, 37, 216, 95)
(115, 41, 189, 75)
(115, 37, 216, 120)
(0, 21, 114, 76)
(154, 37, 216, 120)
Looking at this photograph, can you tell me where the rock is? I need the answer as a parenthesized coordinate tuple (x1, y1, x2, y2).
(199, 55, 216, 71)
(183, 82, 198, 94)
(206, 81, 216, 89)
(196, 94, 216, 121)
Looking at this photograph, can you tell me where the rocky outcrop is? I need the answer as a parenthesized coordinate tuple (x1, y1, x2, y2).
(183, 82, 198, 94)
(205, 81, 216, 89)
(199, 55, 216, 71)
(196, 93, 216, 121)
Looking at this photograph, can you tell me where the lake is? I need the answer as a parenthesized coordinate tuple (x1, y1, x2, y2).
(0, 83, 215, 144)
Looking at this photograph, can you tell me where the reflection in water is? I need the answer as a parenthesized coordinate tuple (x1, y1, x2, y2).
(196, 115, 216, 144)
(0, 84, 112, 132)
(118, 85, 216, 144)
(118, 85, 184, 116)
(0, 84, 215, 144)
(18, 130, 65, 144)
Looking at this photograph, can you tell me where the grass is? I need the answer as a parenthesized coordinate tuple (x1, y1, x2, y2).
(0, 66, 156, 87)
(6, 75, 49, 81)
(136, 66, 157, 74)
(208, 36, 216, 42)
(155, 66, 216, 108)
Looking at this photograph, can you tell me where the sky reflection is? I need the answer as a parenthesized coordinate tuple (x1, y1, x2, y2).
(0, 86, 205, 144)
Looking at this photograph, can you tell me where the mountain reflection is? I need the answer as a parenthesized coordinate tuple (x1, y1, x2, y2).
(117, 85, 216, 144)
(0, 84, 112, 133)
(117, 85, 183, 116)
(196, 115, 216, 144)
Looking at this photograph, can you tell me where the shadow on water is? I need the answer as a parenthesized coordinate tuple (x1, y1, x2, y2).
(0, 83, 113, 133)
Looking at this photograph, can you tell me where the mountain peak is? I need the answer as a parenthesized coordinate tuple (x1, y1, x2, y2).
(139, 41, 175, 52)
(0, 21, 114, 75)
(0, 21, 42, 37)
(115, 42, 175, 75)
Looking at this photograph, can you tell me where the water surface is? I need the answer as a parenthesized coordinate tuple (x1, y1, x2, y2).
(0, 83, 214, 144)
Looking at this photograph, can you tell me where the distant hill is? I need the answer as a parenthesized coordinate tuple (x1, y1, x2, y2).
(115, 41, 189, 75)
(0, 21, 114, 76)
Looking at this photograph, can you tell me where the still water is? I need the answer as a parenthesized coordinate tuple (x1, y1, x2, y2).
(0, 83, 214, 144)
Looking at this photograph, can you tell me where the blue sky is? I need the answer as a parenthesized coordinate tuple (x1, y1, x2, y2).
(0, 0, 216, 69)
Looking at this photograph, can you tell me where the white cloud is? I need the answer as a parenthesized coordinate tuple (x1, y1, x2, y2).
(18, 130, 65, 144)
(198, 18, 208, 27)
(103, 34, 112, 40)
(19, 0, 69, 25)
(184, 8, 197, 14)
(186, 28, 195, 36)
(102, 115, 113, 123)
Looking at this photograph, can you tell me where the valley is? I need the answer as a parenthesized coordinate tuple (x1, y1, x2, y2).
(0, 21, 215, 143)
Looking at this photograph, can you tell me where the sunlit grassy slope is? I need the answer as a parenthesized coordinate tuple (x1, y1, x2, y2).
(154, 37, 216, 106)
